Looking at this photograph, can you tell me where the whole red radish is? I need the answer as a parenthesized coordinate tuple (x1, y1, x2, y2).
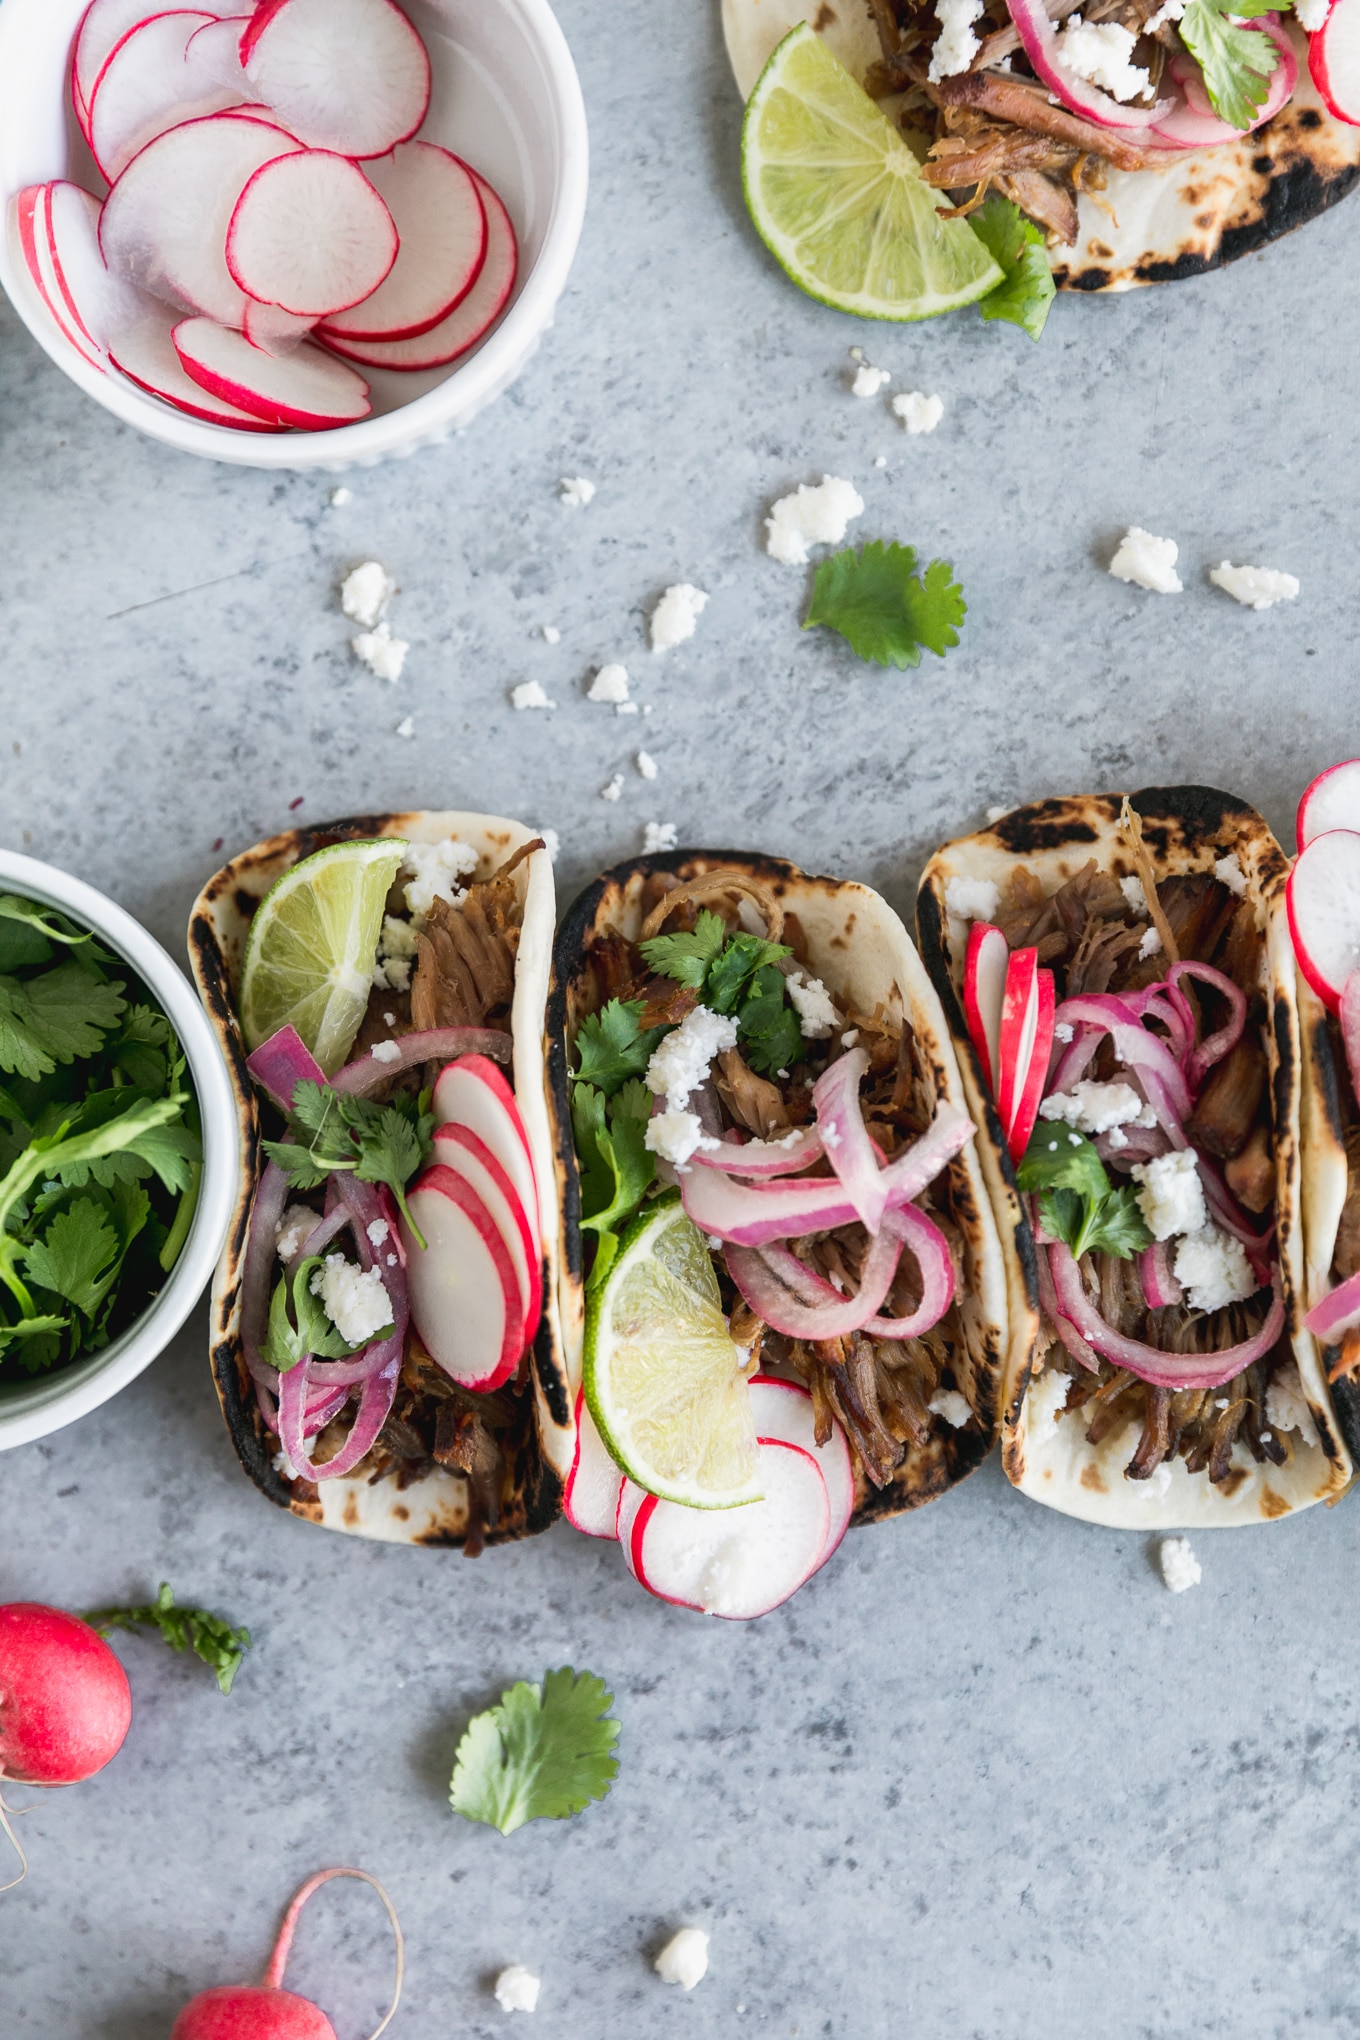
(0, 1601, 132, 1891)
(171, 1868, 403, 2040)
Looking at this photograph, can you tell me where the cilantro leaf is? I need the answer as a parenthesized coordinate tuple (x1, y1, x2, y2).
(573, 1000, 667, 1098)
(1082, 1182, 1153, 1259)
(261, 1253, 366, 1373)
(803, 542, 966, 670)
(1179, 0, 1278, 128)
(1019, 1125, 1150, 1262)
(573, 1081, 656, 1285)
(449, 1668, 620, 1835)
(736, 965, 804, 1077)
(264, 1083, 430, 1243)
(84, 1583, 251, 1695)
(638, 910, 729, 991)
(971, 192, 1056, 341)
(1016, 1124, 1111, 1203)
(24, 1199, 121, 1317)
(704, 934, 793, 1015)
(23, 962, 125, 1066)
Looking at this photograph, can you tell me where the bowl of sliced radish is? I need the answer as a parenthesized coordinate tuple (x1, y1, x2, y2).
(0, 0, 588, 468)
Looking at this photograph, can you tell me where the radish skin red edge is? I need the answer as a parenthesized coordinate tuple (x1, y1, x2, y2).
(172, 317, 371, 426)
(402, 1163, 524, 1392)
(318, 143, 488, 342)
(564, 1387, 624, 1537)
(1297, 758, 1360, 850)
(1311, 0, 1360, 123)
(629, 1441, 830, 1619)
(963, 921, 1007, 1094)
(169, 1867, 404, 2040)
(1286, 830, 1360, 1012)
(0, 1603, 133, 1891)
(431, 1121, 542, 1343)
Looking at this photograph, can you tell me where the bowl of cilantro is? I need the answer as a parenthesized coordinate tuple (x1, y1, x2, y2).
(0, 851, 237, 1451)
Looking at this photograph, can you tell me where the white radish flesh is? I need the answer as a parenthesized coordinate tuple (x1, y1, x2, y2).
(242, 0, 430, 158)
(963, 921, 1008, 1095)
(46, 180, 154, 355)
(227, 151, 398, 317)
(565, 1390, 623, 1539)
(100, 112, 303, 324)
(108, 307, 282, 425)
(1286, 829, 1360, 1012)
(401, 1165, 523, 1392)
(1298, 759, 1360, 849)
(242, 298, 314, 353)
(320, 142, 486, 341)
(616, 1479, 647, 1566)
(88, 11, 242, 183)
(172, 316, 370, 426)
(631, 1440, 830, 1620)
(73, 0, 231, 122)
(431, 1058, 540, 1252)
(1310, 0, 1360, 123)
(431, 1123, 540, 1343)
(181, 12, 253, 91)
(319, 171, 516, 369)
(13, 186, 103, 369)
(747, 1375, 853, 1567)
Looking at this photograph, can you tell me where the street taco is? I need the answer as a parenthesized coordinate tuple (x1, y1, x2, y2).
(189, 811, 569, 1550)
(545, 849, 1011, 1619)
(723, 0, 1360, 287)
(918, 786, 1352, 1527)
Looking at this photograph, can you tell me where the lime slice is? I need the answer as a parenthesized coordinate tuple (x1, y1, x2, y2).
(239, 837, 407, 1074)
(742, 24, 1003, 321)
(585, 1195, 762, 1510)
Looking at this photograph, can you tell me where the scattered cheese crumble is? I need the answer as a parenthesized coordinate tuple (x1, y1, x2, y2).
(892, 390, 944, 435)
(644, 821, 678, 854)
(275, 1205, 316, 1263)
(1214, 852, 1248, 897)
(1295, 0, 1328, 25)
(1054, 17, 1152, 99)
(928, 1388, 972, 1427)
(1131, 1149, 1206, 1242)
(765, 475, 865, 566)
(945, 874, 1001, 922)
(559, 476, 595, 507)
(340, 560, 393, 628)
(646, 1108, 719, 1169)
(511, 680, 556, 711)
(1120, 875, 1149, 915)
(1138, 926, 1163, 961)
(329, 485, 352, 507)
(1173, 1225, 1255, 1314)
(401, 839, 479, 921)
(374, 912, 418, 992)
(1265, 1363, 1319, 1447)
(929, 0, 985, 77)
(1025, 1364, 1071, 1432)
(785, 969, 839, 1039)
(646, 1005, 739, 1109)
(367, 1218, 390, 1247)
(1147, 0, 1186, 24)
(352, 620, 408, 682)
(369, 1039, 402, 1064)
(1210, 562, 1300, 611)
(1158, 1535, 1201, 1594)
(588, 663, 631, 705)
(310, 1254, 391, 1346)
(636, 751, 658, 780)
(601, 774, 623, 803)
(1109, 527, 1183, 594)
(650, 584, 709, 653)
(494, 1966, 541, 2014)
(1040, 1081, 1156, 1138)
(395, 715, 415, 739)
(542, 624, 561, 644)
(851, 362, 890, 398)
(655, 1929, 709, 1991)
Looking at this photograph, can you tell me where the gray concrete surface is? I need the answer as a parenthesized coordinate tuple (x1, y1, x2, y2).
(3, 0, 1360, 2033)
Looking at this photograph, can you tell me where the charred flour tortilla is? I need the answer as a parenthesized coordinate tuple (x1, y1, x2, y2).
(189, 810, 570, 1549)
(546, 849, 1012, 1519)
(723, 2, 1360, 289)
(1297, 976, 1360, 1463)
(918, 787, 1352, 1527)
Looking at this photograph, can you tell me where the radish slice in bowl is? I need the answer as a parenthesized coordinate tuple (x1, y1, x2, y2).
(747, 1375, 853, 1569)
(401, 1163, 524, 1392)
(74, 0, 236, 126)
(87, 10, 241, 183)
(172, 316, 371, 426)
(109, 307, 283, 427)
(628, 1440, 830, 1620)
(13, 185, 105, 370)
(227, 151, 399, 318)
(46, 180, 157, 356)
(1286, 829, 1360, 1012)
(242, 299, 315, 354)
(320, 143, 488, 342)
(564, 1389, 623, 1539)
(1298, 759, 1360, 848)
(241, 0, 431, 158)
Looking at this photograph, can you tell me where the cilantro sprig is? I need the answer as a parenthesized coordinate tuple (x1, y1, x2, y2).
(573, 999, 669, 1098)
(1016, 1124, 1151, 1261)
(261, 1251, 388, 1373)
(803, 542, 966, 670)
(85, 1583, 251, 1695)
(1179, 0, 1279, 129)
(639, 916, 803, 1078)
(450, 1668, 620, 1835)
(970, 193, 1056, 341)
(263, 1080, 431, 1246)
(573, 1080, 655, 1292)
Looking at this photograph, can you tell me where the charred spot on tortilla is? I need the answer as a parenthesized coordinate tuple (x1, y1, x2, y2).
(992, 804, 1101, 855)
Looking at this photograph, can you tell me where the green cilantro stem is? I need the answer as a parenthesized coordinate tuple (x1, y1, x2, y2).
(158, 1160, 201, 1273)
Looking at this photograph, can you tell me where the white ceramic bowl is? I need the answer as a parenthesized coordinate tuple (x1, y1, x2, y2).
(0, 853, 238, 1451)
(0, 0, 588, 470)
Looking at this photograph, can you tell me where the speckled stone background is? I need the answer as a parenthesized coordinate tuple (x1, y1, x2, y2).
(4, 0, 1360, 2033)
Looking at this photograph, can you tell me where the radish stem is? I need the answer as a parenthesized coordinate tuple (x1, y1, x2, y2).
(263, 1867, 404, 2039)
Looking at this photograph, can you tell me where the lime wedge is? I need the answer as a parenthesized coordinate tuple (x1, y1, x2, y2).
(239, 837, 407, 1074)
(585, 1195, 762, 1510)
(742, 24, 1003, 321)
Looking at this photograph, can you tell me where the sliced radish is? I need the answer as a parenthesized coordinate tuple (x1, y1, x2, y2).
(1152, 22, 1297, 145)
(320, 143, 486, 341)
(88, 11, 242, 183)
(242, 298, 314, 352)
(564, 1389, 623, 1539)
(172, 316, 371, 426)
(1311, 0, 1360, 121)
(402, 1164, 524, 1392)
(46, 180, 154, 355)
(108, 305, 282, 426)
(1298, 760, 1360, 850)
(319, 172, 516, 370)
(100, 112, 303, 324)
(182, 11, 253, 90)
(963, 922, 1008, 1096)
(995, 948, 1037, 1149)
(241, 0, 430, 157)
(1005, 0, 1171, 128)
(431, 1122, 541, 1345)
(747, 1375, 853, 1569)
(74, 0, 232, 124)
(1286, 830, 1360, 1013)
(12, 185, 102, 368)
(431, 1056, 540, 1251)
(226, 151, 398, 318)
(1007, 966, 1054, 1164)
(616, 1478, 648, 1567)
(631, 1441, 829, 1621)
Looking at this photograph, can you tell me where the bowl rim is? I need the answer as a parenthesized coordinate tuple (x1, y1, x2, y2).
(0, 0, 589, 470)
(0, 850, 239, 1450)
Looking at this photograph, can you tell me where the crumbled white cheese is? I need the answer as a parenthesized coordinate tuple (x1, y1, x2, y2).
(928, 0, 985, 77)
(1173, 1225, 1255, 1314)
(944, 875, 1000, 922)
(1158, 1535, 1201, 1594)
(1025, 1363, 1070, 1431)
(352, 621, 409, 682)
(275, 1204, 317, 1262)
(310, 1254, 391, 1345)
(851, 362, 890, 398)
(1120, 875, 1149, 916)
(650, 584, 709, 653)
(542, 624, 561, 644)
(1210, 562, 1300, 611)
(340, 560, 393, 628)
(1040, 1081, 1157, 1137)
(1109, 528, 1183, 595)
(892, 390, 944, 435)
(1214, 852, 1248, 897)
(366, 1218, 390, 1248)
(560, 477, 595, 507)
(374, 911, 420, 992)
(588, 663, 631, 705)
(401, 839, 479, 922)
(601, 774, 624, 803)
(841, 1028, 859, 1048)
(655, 1929, 709, 1991)
(1265, 1363, 1319, 1447)
(329, 485, 352, 507)
(786, 969, 839, 1039)
(1138, 926, 1163, 961)
(765, 475, 865, 566)
(928, 1388, 972, 1428)
(369, 1039, 402, 1065)
(1294, 0, 1328, 25)
(395, 715, 415, 739)
(511, 680, 556, 710)
(645, 1108, 719, 1169)
(874, 454, 887, 468)
(636, 751, 658, 780)
(494, 1966, 541, 2014)
(1131, 1149, 1207, 1241)
(1054, 17, 1152, 99)
(1054, 1022, 1074, 1043)
(1146, 0, 1185, 24)
(644, 822, 678, 854)
(646, 1004, 740, 1109)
